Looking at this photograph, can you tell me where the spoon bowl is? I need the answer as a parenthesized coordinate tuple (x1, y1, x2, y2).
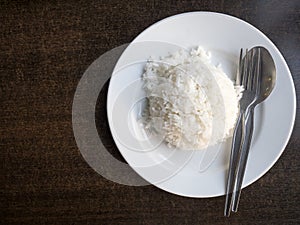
(256, 47, 276, 104)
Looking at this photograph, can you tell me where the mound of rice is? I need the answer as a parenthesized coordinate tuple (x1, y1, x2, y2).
(142, 47, 242, 150)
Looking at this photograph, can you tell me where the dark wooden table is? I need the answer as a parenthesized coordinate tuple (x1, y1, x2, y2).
(1, 1, 299, 224)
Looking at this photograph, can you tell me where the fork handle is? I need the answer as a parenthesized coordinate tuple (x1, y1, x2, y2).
(232, 107, 255, 212)
(224, 110, 246, 216)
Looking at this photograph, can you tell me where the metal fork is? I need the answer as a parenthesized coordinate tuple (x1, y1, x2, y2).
(231, 48, 262, 212)
(224, 48, 258, 217)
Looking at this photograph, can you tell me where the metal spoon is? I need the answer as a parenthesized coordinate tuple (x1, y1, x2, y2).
(232, 46, 276, 212)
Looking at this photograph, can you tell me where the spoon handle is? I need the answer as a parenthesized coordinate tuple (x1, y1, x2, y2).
(224, 110, 246, 217)
(232, 107, 255, 212)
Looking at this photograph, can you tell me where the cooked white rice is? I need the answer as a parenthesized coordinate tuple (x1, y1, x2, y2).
(142, 47, 242, 150)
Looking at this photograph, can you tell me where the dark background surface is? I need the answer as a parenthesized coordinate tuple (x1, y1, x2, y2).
(1, 0, 299, 224)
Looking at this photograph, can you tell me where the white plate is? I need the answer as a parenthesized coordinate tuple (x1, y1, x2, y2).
(107, 12, 296, 197)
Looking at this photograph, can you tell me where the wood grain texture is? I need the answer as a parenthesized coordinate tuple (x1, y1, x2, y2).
(1, 0, 299, 224)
